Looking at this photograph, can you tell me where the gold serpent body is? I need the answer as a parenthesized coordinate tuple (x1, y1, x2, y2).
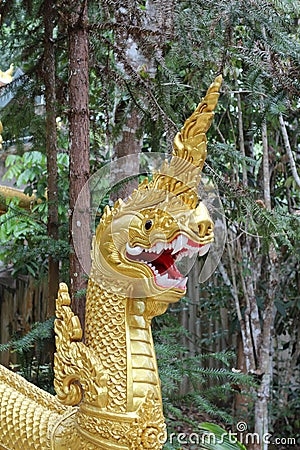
(0, 76, 222, 449)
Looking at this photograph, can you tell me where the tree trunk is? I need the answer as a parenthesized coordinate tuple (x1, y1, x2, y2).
(236, 89, 247, 187)
(110, 106, 142, 202)
(105, 0, 174, 200)
(233, 333, 249, 417)
(43, 0, 59, 319)
(262, 119, 271, 210)
(279, 113, 300, 190)
(254, 250, 276, 450)
(67, 0, 90, 329)
(252, 120, 276, 450)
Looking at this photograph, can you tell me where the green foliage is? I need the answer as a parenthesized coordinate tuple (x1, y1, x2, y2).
(3, 150, 69, 202)
(0, 0, 299, 442)
(0, 151, 69, 278)
(0, 214, 44, 276)
(154, 312, 255, 426)
(199, 423, 247, 450)
(0, 318, 55, 393)
(0, 318, 54, 353)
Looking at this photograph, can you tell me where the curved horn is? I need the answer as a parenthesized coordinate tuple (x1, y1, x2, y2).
(148, 76, 222, 208)
(173, 75, 222, 170)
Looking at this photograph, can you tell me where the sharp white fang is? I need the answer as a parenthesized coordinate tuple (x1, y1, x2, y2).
(188, 248, 194, 257)
(171, 236, 178, 254)
(180, 277, 188, 289)
(198, 244, 210, 256)
(155, 242, 164, 253)
(156, 273, 174, 287)
(182, 235, 188, 246)
(126, 243, 144, 255)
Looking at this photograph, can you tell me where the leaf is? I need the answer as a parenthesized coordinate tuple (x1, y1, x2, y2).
(17, 168, 35, 186)
(0, 318, 54, 353)
(275, 301, 287, 317)
(199, 423, 247, 450)
(5, 154, 21, 167)
(25, 263, 37, 277)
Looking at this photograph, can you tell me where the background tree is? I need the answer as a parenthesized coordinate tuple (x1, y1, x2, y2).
(56, 0, 90, 327)
(0, 1, 299, 448)
(43, 0, 59, 318)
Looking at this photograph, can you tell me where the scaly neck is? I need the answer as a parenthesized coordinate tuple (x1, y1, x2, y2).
(84, 277, 162, 413)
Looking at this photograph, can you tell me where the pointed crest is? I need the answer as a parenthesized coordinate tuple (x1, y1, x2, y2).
(173, 74, 222, 169)
(145, 75, 222, 208)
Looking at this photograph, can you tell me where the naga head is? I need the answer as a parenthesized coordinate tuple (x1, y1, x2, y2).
(90, 76, 222, 305)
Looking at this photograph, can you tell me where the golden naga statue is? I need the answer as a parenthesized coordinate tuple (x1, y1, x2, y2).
(0, 75, 222, 449)
(0, 64, 14, 86)
(0, 64, 14, 147)
(0, 185, 41, 215)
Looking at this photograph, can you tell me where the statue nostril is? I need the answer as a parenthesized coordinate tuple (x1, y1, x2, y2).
(207, 224, 213, 234)
(198, 223, 205, 237)
(199, 221, 213, 237)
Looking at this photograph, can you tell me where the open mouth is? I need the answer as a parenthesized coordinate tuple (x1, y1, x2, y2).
(126, 234, 211, 291)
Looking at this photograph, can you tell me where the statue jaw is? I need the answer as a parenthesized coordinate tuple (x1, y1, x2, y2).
(91, 227, 213, 303)
(125, 232, 211, 292)
(91, 191, 214, 304)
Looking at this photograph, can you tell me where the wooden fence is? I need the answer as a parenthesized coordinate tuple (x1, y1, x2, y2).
(0, 268, 48, 366)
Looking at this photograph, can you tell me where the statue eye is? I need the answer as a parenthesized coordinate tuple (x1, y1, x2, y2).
(144, 220, 153, 231)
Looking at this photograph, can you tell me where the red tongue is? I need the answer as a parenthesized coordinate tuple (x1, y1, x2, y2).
(153, 252, 182, 279)
(165, 262, 182, 279)
(126, 248, 184, 279)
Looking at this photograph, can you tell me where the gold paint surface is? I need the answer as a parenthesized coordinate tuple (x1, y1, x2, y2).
(0, 185, 41, 215)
